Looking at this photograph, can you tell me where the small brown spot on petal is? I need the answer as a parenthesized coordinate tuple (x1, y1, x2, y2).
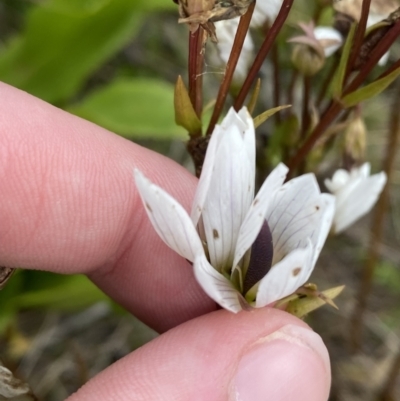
(145, 203, 152, 213)
(315, 206, 320, 211)
(213, 229, 219, 239)
(292, 267, 301, 277)
(253, 199, 259, 206)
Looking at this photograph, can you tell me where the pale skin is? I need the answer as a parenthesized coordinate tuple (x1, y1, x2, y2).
(0, 82, 331, 401)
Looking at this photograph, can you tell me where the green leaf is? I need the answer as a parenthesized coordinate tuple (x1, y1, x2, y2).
(332, 23, 356, 99)
(44, 0, 176, 14)
(12, 275, 109, 311)
(174, 76, 202, 133)
(43, 0, 113, 15)
(341, 66, 400, 107)
(253, 105, 291, 129)
(68, 78, 186, 139)
(0, 0, 147, 103)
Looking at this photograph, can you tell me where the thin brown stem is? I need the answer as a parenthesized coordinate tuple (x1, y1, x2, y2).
(345, 0, 371, 80)
(349, 81, 400, 352)
(188, 27, 205, 128)
(206, 1, 255, 136)
(234, 0, 294, 110)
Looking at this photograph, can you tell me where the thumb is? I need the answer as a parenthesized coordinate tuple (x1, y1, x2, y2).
(66, 308, 330, 401)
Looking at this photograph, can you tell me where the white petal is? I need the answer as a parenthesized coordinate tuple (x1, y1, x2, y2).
(313, 26, 343, 57)
(134, 169, 204, 262)
(202, 111, 255, 271)
(215, 19, 254, 83)
(251, 0, 283, 27)
(191, 124, 225, 226)
(255, 240, 313, 307)
(193, 253, 242, 313)
(333, 172, 387, 233)
(233, 163, 288, 269)
(266, 174, 332, 266)
(324, 169, 350, 193)
(237, 107, 256, 180)
(310, 194, 335, 268)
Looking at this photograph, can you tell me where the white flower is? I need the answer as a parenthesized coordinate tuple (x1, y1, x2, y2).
(215, 18, 254, 83)
(325, 163, 387, 234)
(251, 0, 284, 28)
(134, 108, 335, 313)
(313, 26, 343, 57)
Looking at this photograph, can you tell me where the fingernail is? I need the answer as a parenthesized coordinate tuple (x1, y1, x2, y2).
(231, 324, 331, 401)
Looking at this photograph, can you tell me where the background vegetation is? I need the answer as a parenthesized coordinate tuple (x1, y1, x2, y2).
(0, 0, 399, 400)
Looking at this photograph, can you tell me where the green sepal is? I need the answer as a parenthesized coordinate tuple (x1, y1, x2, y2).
(276, 285, 345, 318)
(174, 75, 202, 134)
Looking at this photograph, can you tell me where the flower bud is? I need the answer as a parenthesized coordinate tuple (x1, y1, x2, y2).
(344, 115, 367, 162)
(291, 43, 325, 76)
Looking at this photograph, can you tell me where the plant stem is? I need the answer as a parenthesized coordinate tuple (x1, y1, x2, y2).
(349, 80, 400, 352)
(188, 27, 205, 129)
(206, 1, 255, 136)
(345, 0, 371, 80)
(234, 0, 294, 110)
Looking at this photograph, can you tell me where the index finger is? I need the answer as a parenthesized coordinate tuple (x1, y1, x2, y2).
(0, 82, 216, 332)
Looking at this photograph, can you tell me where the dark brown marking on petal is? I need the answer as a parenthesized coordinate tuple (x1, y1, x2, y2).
(243, 220, 274, 295)
(145, 203, 153, 212)
(315, 205, 320, 211)
(292, 267, 301, 277)
(213, 229, 219, 239)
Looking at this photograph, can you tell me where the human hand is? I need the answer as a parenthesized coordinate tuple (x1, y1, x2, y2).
(0, 82, 331, 401)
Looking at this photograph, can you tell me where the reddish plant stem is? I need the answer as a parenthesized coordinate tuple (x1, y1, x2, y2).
(206, 1, 255, 136)
(349, 81, 400, 352)
(234, 0, 294, 110)
(345, 0, 371, 80)
(188, 27, 205, 131)
(287, 20, 400, 175)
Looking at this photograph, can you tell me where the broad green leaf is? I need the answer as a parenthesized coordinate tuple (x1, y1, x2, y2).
(174, 76, 202, 133)
(332, 23, 356, 99)
(12, 275, 109, 311)
(68, 78, 186, 139)
(43, 0, 112, 15)
(44, 0, 176, 15)
(0, 0, 146, 103)
(341, 66, 400, 107)
(253, 105, 291, 129)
